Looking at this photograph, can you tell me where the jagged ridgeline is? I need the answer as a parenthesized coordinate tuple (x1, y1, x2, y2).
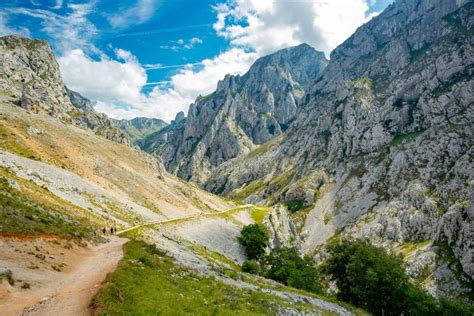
(145, 0, 473, 300)
(0, 35, 130, 144)
(146, 43, 329, 184)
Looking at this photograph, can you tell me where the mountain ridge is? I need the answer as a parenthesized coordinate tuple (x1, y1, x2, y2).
(155, 43, 329, 185)
(0, 35, 130, 145)
(200, 0, 473, 299)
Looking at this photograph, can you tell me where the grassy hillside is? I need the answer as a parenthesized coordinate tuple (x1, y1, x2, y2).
(0, 102, 233, 224)
(93, 240, 353, 315)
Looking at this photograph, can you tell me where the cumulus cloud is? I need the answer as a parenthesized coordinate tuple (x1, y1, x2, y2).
(214, 0, 375, 56)
(76, 47, 256, 121)
(170, 47, 256, 100)
(58, 48, 146, 103)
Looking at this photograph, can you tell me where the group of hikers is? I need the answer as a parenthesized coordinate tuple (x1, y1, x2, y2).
(102, 226, 117, 235)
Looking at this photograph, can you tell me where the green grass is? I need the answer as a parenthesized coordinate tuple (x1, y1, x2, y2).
(389, 131, 423, 147)
(249, 206, 271, 225)
(230, 179, 265, 200)
(0, 125, 41, 160)
(93, 240, 333, 315)
(246, 134, 286, 159)
(397, 240, 432, 257)
(0, 175, 96, 239)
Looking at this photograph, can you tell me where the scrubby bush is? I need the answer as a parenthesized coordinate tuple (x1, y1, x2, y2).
(285, 200, 304, 213)
(238, 224, 268, 260)
(323, 239, 474, 315)
(261, 247, 323, 294)
(241, 260, 260, 274)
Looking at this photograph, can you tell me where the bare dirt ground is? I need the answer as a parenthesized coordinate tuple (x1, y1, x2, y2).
(0, 235, 126, 316)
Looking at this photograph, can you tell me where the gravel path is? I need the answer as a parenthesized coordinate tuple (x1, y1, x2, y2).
(2, 236, 126, 316)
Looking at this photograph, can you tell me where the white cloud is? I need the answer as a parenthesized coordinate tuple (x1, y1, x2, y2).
(170, 48, 256, 100)
(8, 3, 97, 53)
(214, 0, 375, 57)
(160, 37, 204, 51)
(52, 0, 63, 10)
(58, 48, 146, 103)
(58, 46, 255, 122)
(108, 0, 160, 28)
(0, 12, 31, 37)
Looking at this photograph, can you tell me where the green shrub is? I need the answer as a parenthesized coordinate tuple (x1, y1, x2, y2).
(238, 224, 268, 260)
(285, 200, 304, 213)
(241, 260, 260, 274)
(323, 239, 413, 315)
(261, 247, 323, 294)
(323, 239, 474, 315)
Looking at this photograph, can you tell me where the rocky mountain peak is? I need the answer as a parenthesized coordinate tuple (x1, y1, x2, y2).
(204, 0, 473, 299)
(0, 35, 74, 118)
(114, 117, 168, 144)
(0, 35, 130, 145)
(172, 111, 186, 124)
(153, 44, 328, 184)
(246, 43, 327, 88)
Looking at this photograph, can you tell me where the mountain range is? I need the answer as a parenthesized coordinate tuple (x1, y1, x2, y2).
(0, 0, 472, 312)
(117, 0, 474, 300)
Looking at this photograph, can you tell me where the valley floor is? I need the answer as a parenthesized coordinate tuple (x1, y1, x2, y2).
(0, 235, 126, 316)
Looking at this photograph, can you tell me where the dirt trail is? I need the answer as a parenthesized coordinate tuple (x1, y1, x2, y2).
(117, 204, 253, 235)
(1, 236, 126, 316)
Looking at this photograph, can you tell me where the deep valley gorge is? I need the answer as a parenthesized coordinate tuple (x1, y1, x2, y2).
(0, 0, 473, 315)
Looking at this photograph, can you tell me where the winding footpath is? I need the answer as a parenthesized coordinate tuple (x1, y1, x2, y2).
(2, 237, 126, 316)
(117, 204, 253, 235)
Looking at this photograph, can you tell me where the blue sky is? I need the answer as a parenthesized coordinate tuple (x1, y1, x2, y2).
(0, 0, 392, 121)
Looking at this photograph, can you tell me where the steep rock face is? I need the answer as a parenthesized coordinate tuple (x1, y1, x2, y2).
(139, 111, 186, 153)
(0, 35, 130, 145)
(158, 44, 328, 184)
(66, 88, 131, 144)
(206, 0, 473, 298)
(114, 117, 168, 144)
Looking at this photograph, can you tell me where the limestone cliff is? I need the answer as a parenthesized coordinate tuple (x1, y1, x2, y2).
(156, 44, 328, 184)
(0, 35, 130, 145)
(206, 0, 473, 299)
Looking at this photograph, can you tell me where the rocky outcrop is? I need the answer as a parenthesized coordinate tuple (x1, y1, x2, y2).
(205, 0, 473, 299)
(137, 111, 185, 153)
(114, 117, 167, 144)
(66, 88, 131, 144)
(156, 44, 328, 184)
(263, 205, 300, 250)
(0, 35, 130, 145)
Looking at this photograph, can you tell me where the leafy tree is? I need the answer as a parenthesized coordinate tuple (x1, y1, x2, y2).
(241, 260, 260, 274)
(322, 239, 474, 316)
(323, 239, 413, 315)
(238, 224, 268, 260)
(261, 247, 323, 294)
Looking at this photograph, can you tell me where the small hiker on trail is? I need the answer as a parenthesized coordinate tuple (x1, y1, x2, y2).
(102, 227, 106, 235)
(113, 227, 117, 234)
(110, 227, 114, 235)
